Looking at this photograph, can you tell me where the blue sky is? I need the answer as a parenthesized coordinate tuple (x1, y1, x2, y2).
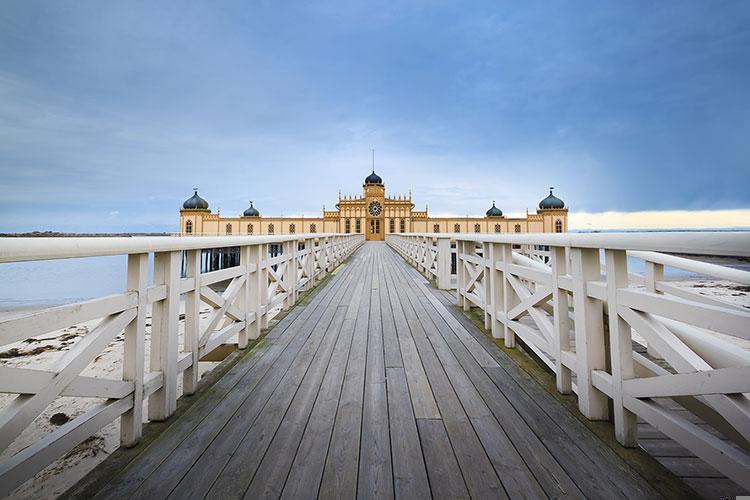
(0, 1, 748, 232)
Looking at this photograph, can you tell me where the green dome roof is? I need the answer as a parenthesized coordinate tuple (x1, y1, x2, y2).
(365, 170, 382, 184)
(243, 201, 260, 217)
(486, 201, 503, 217)
(183, 189, 209, 210)
(539, 188, 565, 210)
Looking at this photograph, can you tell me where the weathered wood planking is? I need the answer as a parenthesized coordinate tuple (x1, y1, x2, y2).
(67, 242, 715, 500)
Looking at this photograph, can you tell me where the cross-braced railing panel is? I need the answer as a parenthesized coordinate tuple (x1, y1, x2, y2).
(388, 231, 750, 490)
(0, 233, 364, 496)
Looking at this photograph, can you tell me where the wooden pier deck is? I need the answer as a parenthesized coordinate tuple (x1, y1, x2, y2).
(67, 242, 698, 499)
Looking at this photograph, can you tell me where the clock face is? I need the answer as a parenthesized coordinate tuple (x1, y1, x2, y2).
(368, 201, 382, 217)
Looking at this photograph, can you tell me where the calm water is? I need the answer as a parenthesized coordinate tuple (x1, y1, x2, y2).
(1, 248, 742, 311)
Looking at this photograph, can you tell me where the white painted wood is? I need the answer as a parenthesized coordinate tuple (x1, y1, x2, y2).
(121, 253, 147, 446)
(183, 249, 201, 395)
(0, 367, 133, 399)
(0, 398, 132, 498)
(0, 309, 135, 452)
(148, 251, 180, 421)
(570, 247, 608, 420)
(605, 249, 637, 447)
(551, 246, 572, 394)
(623, 366, 750, 398)
(0, 293, 136, 347)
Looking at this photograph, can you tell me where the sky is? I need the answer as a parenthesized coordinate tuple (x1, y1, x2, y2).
(0, 1, 749, 232)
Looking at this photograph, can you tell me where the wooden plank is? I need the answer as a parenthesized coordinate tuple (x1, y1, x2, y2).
(123, 252, 364, 500)
(358, 246, 394, 499)
(183, 254, 366, 499)
(415, 419, 469, 499)
(319, 251, 373, 499)
(422, 279, 672, 500)
(74, 254, 356, 500)
(245, 304, 355, 498)
(378, 255, 403, 369)
(385, 367, 431, 499)
(380, 251, 506, 499)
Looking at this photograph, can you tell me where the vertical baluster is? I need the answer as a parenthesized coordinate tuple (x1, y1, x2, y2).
(483, 241, 492, 330)
(644, 260, 664, 356)
(456, 239, 466, 308)
(551, 246, 572, 393)
(121, 253, 147, 447)
(237, 245, 250, 349)
(501, 243, 516, 348)
(183, 249, 201, 393)
(149, 250, 180, 421)
(436, 237, 451, 290)
(570, 247, 608, 420)
(260, 242, 269, 330)
(606, 249, 638, 445)
(306, 238, 315, 289)
(488, 242, 504, 340)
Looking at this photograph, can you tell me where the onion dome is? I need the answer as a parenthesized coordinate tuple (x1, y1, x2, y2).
(243, 201, 260, 217)
(538, 187, 565, 210)
(365, 169, 383, 184)
(486, 201, 503, 217)
(182, 188, 209, 210)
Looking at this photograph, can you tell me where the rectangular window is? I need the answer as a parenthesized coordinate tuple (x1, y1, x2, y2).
(355, 218, 361, 233)
(399, 219, 405, 232)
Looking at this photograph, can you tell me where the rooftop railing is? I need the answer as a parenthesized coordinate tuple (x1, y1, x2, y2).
(387, 231, 750, 490)
(0, 233, 364, 496)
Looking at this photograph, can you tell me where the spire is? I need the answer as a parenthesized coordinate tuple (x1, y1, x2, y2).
(372, 148, 375, 173)
(550, 186, 554, 195)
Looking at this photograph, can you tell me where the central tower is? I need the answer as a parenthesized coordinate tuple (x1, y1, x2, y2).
(363, 169, 385, 241)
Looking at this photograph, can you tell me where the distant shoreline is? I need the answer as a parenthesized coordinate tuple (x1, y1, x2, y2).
(0, 231, 172, 238)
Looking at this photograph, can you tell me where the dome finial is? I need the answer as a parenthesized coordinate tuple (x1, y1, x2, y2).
(193, 187, 198, 193)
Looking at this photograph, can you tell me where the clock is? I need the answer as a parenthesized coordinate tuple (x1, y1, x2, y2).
(368, 201, 382, 217)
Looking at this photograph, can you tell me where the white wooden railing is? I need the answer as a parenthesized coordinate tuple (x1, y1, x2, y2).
(388, 232, 750, 489)
(0, 233, 363, 496)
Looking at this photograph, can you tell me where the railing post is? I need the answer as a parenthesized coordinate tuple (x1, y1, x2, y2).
(306, 238, 315, 289)
(483, 241, 492, 330)
(488, 242, 504, 340)
(644, 260, 664, 357)
(121, 253, 147, 447)
(456, 239, 466, 308)
(282, 240, 294, 309)
(237, 245, 251, 349)
(436, 237, 451, 290)
(248, 243, 263, 339)
(183, 249, 201, 393)
(551, 246, 572, 394)
(149, 250, 180, 421)
(501, 243, 516, 348)
(570, 247, 609, 420)
(605, 249, 638, 446)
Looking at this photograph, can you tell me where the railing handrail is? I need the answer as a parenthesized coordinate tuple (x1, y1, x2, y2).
(404, 231, 750, 256)
(0, 233, 347, 263)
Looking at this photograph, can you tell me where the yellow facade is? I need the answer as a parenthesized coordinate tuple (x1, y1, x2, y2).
(179, 172, 568, 239)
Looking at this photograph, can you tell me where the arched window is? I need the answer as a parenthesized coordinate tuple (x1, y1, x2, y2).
(268, 223, 275, 234)
(514, 224, 521, 233)
(433, 223, 440, 233)
(310, 223, 317, 233)
(247, 223, 253, 234)
(494, 224, 501, 233)
(345, 219, 351, 233)
(474, 223, 481, 233)
(225, 223, 232, 235)
(355, 219, 361, 233)
(185, 220, 193, 234)
(389, 218, 395, 233)
(400, 219, 405, 233)
(555, 219, 563, 233)
(289, 223, 296, 234)
(454, 223, 461, 233)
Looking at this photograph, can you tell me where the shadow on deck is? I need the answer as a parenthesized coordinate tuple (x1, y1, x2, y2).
(63, 243, 711, 499)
